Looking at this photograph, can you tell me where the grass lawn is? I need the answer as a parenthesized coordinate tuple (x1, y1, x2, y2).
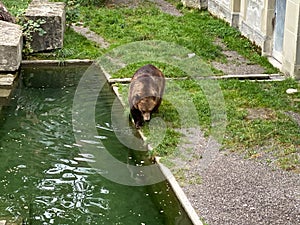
(3, 0, 300, 172)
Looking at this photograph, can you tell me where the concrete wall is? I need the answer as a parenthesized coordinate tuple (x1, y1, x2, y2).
(207, 0, 240, 27)
(181, 0, 300, 79)
(282, 0, 300, 78)
(240, 0, 266, 47)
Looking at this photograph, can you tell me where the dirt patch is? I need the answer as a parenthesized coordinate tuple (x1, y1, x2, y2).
(105, 0, 142, 8)
(149, 0, 182, 16)
(106, 0, 182, 16)
(285, 111, 300, 127)
(245, 108, 277, 120)
(212, 38, 266, 75)
(71, 23, 110, 48)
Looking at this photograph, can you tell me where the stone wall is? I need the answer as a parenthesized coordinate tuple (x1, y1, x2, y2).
(206, 0, 240, 27)
(0, 21, 23, 71)
(208, 0, 231, 22)
(282, 0, 300, 79)
(239, 0, 268, 50)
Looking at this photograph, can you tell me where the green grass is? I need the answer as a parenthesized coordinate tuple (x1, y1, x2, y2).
(1, 0, 30, 16)
(77, 4, 277, 72)
(4, 0, 278, 73)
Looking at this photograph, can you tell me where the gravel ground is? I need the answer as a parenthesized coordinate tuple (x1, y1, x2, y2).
(167, 128, 300, 225)
(184, 152, 300, 225)
(72, 1, 300, 224)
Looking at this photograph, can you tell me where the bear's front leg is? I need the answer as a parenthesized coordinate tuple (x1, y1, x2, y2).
(130, 107, 144, 129)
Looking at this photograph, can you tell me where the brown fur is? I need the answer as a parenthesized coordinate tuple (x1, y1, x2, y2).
(128, 64, 165, 129)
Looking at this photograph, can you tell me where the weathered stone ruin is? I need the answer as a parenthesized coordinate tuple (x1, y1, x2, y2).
(0, 20, 23, 71)
(25, 0, 66, 52)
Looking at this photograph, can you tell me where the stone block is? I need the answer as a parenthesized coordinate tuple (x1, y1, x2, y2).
(0, 73, 17, 88)
(0, 20, 23, 71)
(25, 1, 66, 52)
(181, 0, 207, 9)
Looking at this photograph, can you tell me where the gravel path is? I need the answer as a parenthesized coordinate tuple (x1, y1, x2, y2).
(106, 0, 182, 16)
(71, 23, 110, 48)
(185, 152, 299, 225)
(165, 127, 300, 225)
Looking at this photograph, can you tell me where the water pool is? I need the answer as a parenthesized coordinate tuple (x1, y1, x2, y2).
(0, 65, 192, 225)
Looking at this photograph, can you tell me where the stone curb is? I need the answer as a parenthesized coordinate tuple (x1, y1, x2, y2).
(21, 59, 94, 66)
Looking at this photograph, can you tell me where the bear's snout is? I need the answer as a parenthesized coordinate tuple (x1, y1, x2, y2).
(142, 112, 151, 122)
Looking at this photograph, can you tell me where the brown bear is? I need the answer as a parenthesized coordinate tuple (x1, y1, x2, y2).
(128, 64, 165, 129)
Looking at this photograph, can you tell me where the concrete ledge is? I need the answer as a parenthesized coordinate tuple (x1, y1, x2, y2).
(0, 217, 23, 225)
(157, 162, 203, 225)
(0, 89, 12, 105)
(0, 73, 18, 88)
(108, 74, 285, 83)
(22, 59, 94, 66)
(0, 21, 23, 71)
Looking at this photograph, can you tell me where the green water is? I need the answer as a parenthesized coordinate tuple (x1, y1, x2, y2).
(0, 65, 192, 225)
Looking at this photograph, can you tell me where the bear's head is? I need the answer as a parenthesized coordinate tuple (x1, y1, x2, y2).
(135, 96, 157, 121)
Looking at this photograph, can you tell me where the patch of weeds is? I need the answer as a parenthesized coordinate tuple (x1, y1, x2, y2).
(172, 168, 189, 186)
(21, 18, 47, 54)
(188, 175, 202, 185)
(62, 26, 105, 58)
(277, 153, 299, 172)
(52, 0, 106, 24)
(221, 79, 300, 110)
(56, 0, 81, 24)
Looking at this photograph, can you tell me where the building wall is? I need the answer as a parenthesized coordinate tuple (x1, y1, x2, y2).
(181, 0, 300, 79)
(208, 0, 239, 27)
(282, 0, 300, 78)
